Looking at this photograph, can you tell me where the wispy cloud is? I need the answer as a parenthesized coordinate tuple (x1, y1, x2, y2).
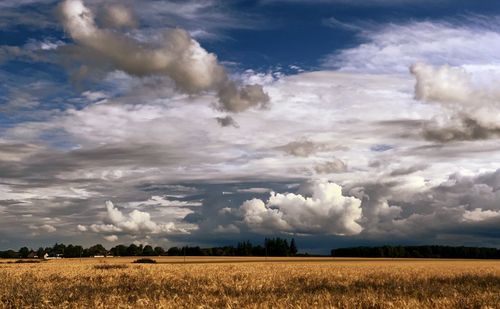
(323, 18, 500, 73)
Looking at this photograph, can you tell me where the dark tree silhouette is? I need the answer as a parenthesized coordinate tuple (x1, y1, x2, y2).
(1, 238, 302, 258)
(18, 247, 30, 258)
(331, 245, 500, 259)
(290, 239, 298, 256)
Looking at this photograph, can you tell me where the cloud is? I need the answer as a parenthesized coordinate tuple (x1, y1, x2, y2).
(2, 65, 500, 248)
(463, 208, 500, 222)
(5, 0, 500, 250)
(33, 224, 57, 233)
(347, 183, 403, 236)
(0, 45, 43, 64)
(217, 83, 270, 112)
(237, 187, 271, 194)
(278, 139, 326, 157)
(59, 0, 268, 112)
(214, 224, 240, 234)
(216, 116, 239, 128)
(100, 3, 137, 29)
(240, 181, 363, 235)
(0, 0, 56, 8)
(389, 164, 427, 177)
(411, 62, 500, 142)
(40, 224, 57, 233)
(262, 0, 443, 4)
(314, 159, 347, 174)
(422, 116, 500, 142)
(103, 234, 118, 242)
(89, 200, 189, 235)
(324, 19, 500, 73)
(322, 17, 363, 32)
(348, 169, 500, 239)
(0, 1, 57, 30)
(131, 0, 261, 37)
(128, 195, 202, 208)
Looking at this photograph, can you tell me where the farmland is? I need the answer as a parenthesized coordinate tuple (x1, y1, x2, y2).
(1, 257, 499, 308)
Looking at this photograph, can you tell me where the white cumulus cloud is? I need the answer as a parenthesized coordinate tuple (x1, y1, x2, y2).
(463, 208, 500, 222)
(89, 200, 189, 235)
(240, 181, 363, 235)
(40, 224, 56, 233)
(103, 234, 118, 242)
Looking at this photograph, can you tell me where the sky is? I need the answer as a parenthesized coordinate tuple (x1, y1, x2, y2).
(1, 0, 500, 253)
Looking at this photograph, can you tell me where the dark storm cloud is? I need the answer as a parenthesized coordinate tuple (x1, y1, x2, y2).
(343, 169, 500, 243)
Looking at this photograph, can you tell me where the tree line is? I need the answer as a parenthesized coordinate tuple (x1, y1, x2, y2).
(0, 238, 298, 258)
(331, 245, 500, 259)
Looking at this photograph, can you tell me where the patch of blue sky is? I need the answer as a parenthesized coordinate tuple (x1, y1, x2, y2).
(370, 144, 393, 152)
(206, 0, 500, 71)
(38, 128, 79, 150)
(0, 59, 78, 126)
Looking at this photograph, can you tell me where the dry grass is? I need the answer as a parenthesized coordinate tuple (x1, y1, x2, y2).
(0, 257, 499, 308)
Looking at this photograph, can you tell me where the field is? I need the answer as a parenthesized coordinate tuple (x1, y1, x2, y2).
(1, 257, 499, 308)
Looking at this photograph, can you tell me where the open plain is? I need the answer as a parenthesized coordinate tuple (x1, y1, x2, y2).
(0, 257, 499, 308)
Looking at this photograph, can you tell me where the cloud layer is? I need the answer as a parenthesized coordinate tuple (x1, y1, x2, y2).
(2, 2, 500, 251)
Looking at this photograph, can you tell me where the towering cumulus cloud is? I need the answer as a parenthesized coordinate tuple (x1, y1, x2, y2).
(240, 181, 363, 236)
(59, 0, 269, 112)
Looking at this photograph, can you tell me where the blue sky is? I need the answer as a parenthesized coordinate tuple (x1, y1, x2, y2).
(1, 0, 500, 253)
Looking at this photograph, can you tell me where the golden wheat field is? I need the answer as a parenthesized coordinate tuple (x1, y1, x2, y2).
(1, 257, 499, 308)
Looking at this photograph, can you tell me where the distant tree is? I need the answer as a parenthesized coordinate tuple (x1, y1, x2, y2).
(88, 244, 107, 256)
(0, 250, 19, 258)
(36, 247, 45, 258)
(142, 245, 155, 256)
(44, 246, 53, 256)
(64, 245, 83, 258)
(110, 245, 128, 256)
(19, 247, 30, 258)
(331, 245, 500, 259)
(265, 237, 291, 256)
(251, 245, 265, 256)
(290, 239, 298, 256)
(182, 246, 203, 256)
(167, 247, 181, 256)
(154, 246, 165, 256)
(211, 247, 225, 256)
(52, 243, 66, 255)
(237, 241, 253, 256)
(127, 244, 141, 256)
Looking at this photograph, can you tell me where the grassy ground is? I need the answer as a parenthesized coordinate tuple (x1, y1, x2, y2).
(0, 257, 499, 308)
